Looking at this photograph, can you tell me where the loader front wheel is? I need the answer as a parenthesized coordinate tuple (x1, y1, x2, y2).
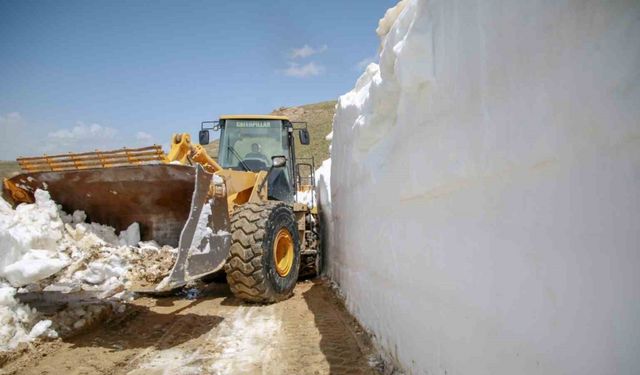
(225, 202, 301, 303)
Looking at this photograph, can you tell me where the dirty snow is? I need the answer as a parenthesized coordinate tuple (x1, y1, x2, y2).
(0, 281, 57, 350)
(207, 306, 281, 374)
(132, 305, 281, 375)
(131, 348, 207, 375)
(324, 0, 640, 374)
(0, 190, 175, 351)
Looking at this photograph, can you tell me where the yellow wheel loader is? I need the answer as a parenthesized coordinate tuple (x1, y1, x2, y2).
(2, 115, 321, 303)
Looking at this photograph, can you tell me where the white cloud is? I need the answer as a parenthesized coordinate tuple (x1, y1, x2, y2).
(356, 55, 378, 70)
(46, 122, 119, 152)
(0, 113, 158, 159)
(290, 44, 328, 59)
(48, 122, 116, 140)
(0, 112, 35, 160)
(0, 112, 25, 128)
(283, 62, 324, 78)
(281, 44, 328, 78)
(136, 131, 154, 143)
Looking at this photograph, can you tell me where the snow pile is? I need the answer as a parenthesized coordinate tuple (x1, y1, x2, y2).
(0, 190, 70, 286)
(295, 190, 315, 208)
(0, 190, 176, 351)
(315, 158, 332, 255)
(326, 0, 640, 374)
(0, 282, 56, 351)
(315, 159, 331, 197)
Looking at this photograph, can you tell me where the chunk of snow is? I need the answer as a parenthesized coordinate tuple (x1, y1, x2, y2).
(28, 320, 52, 339)
(2, 256, 68, 287)
(118, 222, 141, 247)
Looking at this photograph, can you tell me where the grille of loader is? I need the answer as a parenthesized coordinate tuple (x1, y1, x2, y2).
(17, 145, 167, 172)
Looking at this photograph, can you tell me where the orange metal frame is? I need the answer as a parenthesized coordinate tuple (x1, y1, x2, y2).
(17, 145, 167, 173)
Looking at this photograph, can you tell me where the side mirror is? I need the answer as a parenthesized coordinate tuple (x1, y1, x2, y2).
(199, 130, 210, 145)
(299, 129, 310, 145)
(272, 155, 287, 168)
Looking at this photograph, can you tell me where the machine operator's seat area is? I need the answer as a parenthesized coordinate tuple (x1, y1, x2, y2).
(240, 158, 268, 171)
(242, 142, 270, 170)
(217, 115, 295, 202)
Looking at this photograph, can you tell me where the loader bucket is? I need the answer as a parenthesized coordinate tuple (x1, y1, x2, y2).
(4, 163, 232, 291)
(157, 164, 232, 291)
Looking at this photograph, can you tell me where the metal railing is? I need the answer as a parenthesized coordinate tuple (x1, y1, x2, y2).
(295, 156, 316, 207)
(17, 145, 167, 173)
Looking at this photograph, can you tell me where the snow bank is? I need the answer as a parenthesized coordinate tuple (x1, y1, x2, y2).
(326, 0, 640, 374)
(315, 158, 332, 261)
(0, 190, 175, 351)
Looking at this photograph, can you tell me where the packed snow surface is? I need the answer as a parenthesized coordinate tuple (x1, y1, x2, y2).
(295, 190, 315, 208)
(0, 190, 176, 351)
(324, 0, 640, 374)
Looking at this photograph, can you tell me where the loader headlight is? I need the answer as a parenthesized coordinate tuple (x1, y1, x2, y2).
(271, 156, 287, 168)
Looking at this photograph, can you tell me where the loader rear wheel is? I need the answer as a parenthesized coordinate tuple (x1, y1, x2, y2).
(225, 202, 301, 303)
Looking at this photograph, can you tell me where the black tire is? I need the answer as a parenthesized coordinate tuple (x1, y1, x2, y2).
(225, 202, 301, 303)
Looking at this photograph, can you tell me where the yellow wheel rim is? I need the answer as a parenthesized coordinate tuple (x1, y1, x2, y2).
(273, 228, 294, 277)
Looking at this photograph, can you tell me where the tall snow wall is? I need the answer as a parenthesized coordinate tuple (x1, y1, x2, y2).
(324, 0, 640, 374)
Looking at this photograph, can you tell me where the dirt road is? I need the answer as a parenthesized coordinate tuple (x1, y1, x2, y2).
(1, 280, 379, 375)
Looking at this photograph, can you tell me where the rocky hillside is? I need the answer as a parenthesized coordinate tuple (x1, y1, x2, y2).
(271, 100, 335, 167)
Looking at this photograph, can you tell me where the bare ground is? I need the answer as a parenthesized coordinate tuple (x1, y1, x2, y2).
(0, 280, 379, 375)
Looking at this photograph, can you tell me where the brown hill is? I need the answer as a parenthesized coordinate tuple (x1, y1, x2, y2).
(271, 100, 336, 168)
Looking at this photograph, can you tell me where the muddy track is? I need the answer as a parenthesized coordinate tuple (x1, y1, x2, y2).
(1, 281, 378, 375)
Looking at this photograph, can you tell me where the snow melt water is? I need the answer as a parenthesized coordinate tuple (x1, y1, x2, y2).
(322, 0, 640, 374)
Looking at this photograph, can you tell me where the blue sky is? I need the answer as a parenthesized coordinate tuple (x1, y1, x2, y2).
(0, 0, 395, 159)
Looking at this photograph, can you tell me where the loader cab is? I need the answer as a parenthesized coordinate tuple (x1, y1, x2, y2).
(215, 116, 297, 202)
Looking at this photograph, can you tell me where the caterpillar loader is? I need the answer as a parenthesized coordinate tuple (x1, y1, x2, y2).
(2, 115, 321, 303)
